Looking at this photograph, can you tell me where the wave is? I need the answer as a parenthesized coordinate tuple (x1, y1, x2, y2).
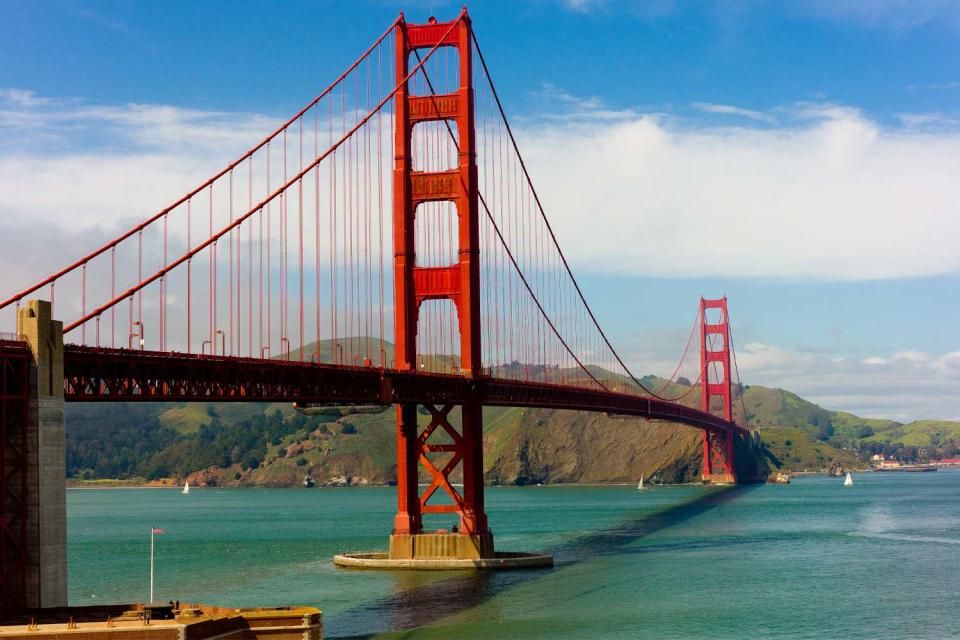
(849, 531, 960, 545)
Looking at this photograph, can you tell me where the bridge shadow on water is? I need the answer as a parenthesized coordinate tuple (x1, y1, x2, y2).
(325, 484, 759, 639)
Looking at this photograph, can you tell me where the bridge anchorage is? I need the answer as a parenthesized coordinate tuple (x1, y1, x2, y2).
(0, 6, 757, 606)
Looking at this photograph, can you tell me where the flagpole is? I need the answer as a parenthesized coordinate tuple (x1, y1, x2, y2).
(150, 526, 155, 603)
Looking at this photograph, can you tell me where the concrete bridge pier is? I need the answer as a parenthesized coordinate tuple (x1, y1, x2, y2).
(18, 300, 67, 608)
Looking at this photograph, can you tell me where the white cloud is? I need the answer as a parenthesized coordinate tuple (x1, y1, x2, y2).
(0, 90, 278, 155)
(10, 88, 958, 283)
(861, 351, 933, 367)
(796, 0, 960, 30)
(738, 343, 960, 422)
(888, 350, 931, 366)
(514, 98, 960, 280)
(0, 89, 281, 232)
(933, 351, 960, 374)
(692, 102, 776, 124)
(736, 342, 817, 372)
(624, 333, 960, 421)
(0, 153, 217, 231)
(561, 0, 605, 13)
(0, 89, 57, 108)
(529, 82, 639, 123)
(896, 112, 960, 129)
(535, 82, 604, 111)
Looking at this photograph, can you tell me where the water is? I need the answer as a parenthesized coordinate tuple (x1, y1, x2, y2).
(68, 471, 960, 639)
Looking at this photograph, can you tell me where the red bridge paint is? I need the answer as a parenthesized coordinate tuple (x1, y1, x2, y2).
(392, 14, 487, 537)
(701, 297, 737, 482)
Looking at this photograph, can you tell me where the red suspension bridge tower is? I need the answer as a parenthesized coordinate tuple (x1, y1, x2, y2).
(390, 13, 492, 560)
(700, 297, 737, 483)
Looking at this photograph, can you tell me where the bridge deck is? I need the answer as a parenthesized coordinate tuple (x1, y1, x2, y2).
(61, 345, 744, 436)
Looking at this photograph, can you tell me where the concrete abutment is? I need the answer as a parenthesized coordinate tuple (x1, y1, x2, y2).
(18, 300, 67, 608)
(388, 532, 495, 560)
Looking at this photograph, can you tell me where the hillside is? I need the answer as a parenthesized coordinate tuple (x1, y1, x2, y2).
(65, 340, 958, 486)
(67, 401, 767, 486)
(861, 420, 960, 448)
(738, 386, 960, 465)
(757, 427, 862, 472)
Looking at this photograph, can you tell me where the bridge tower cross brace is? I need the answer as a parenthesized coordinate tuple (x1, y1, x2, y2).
(390, 12, 493, 559)
(700, 297, 737, 483)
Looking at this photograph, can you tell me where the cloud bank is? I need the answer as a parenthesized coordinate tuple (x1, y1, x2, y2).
(737, 343, 960, 423)
(516, 103, 960, 281)
(1, 87, 957, 421)
(5, 89, 959, 283)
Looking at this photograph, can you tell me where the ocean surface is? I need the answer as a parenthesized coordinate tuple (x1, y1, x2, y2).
(68, 470, 960, 639)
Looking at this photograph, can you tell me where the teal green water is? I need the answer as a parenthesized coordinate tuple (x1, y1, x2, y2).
(69, 471, 960, 639)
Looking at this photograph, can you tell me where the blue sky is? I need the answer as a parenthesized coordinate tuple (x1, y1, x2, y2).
(1, 0, 958, 421)
(2, 1, 959, 119)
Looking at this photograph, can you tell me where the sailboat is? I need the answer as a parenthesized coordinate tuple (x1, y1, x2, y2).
(637, 474, 647, 491)
(843, 472, 853, 486)
(182, 481, 190, 495)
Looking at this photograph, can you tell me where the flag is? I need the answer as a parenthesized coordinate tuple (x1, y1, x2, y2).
(152, 527, 164, 535)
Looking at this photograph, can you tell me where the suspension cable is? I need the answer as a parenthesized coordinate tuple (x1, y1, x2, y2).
(0, 16, 402, 312)
(470, 31, 694, 401)
(410, 47, 610, 391)
(727, 321, 750, 428)
(63, 16, 463, 335)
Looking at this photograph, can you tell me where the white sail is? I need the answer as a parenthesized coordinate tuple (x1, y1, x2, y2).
(182, 481, 190, 494)
(637, 474, 645, 491)
(843, 472, 853, 486)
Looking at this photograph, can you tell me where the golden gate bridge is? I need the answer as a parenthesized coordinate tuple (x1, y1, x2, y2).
(0, 9, 752, 610)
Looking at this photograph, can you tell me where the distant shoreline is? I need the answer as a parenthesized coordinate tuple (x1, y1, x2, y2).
(66, 480, 697, 490)
(68, 483, 174, 490)
(67, 469, 957, 490)
(68, 485, 173, 490)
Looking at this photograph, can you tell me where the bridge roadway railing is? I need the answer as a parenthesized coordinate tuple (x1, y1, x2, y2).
(62, 345, 743, 436)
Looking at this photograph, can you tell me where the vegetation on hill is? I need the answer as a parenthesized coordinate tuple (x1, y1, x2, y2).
(740, 386, 960, 464)
(67, 400, 767, 487)
(63, 339, 959, 485)
(758, 427, 862, 472)
(66, 404, 179, 480)
(860, 420, 960, 448)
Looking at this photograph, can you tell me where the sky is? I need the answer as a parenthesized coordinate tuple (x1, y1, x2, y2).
(1, 0, 958, 421)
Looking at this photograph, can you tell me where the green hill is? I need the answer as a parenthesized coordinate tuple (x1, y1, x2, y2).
(757, 427, 862, 472)
(68, 400, 768, 487)
(829, 411, 899, 437)
(738, 386, 960, 467)
(861, 420, 960, 448)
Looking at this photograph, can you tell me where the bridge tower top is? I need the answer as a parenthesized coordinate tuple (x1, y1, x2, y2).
(392, 10, 480, 376)
(700, 296, 732, 422)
